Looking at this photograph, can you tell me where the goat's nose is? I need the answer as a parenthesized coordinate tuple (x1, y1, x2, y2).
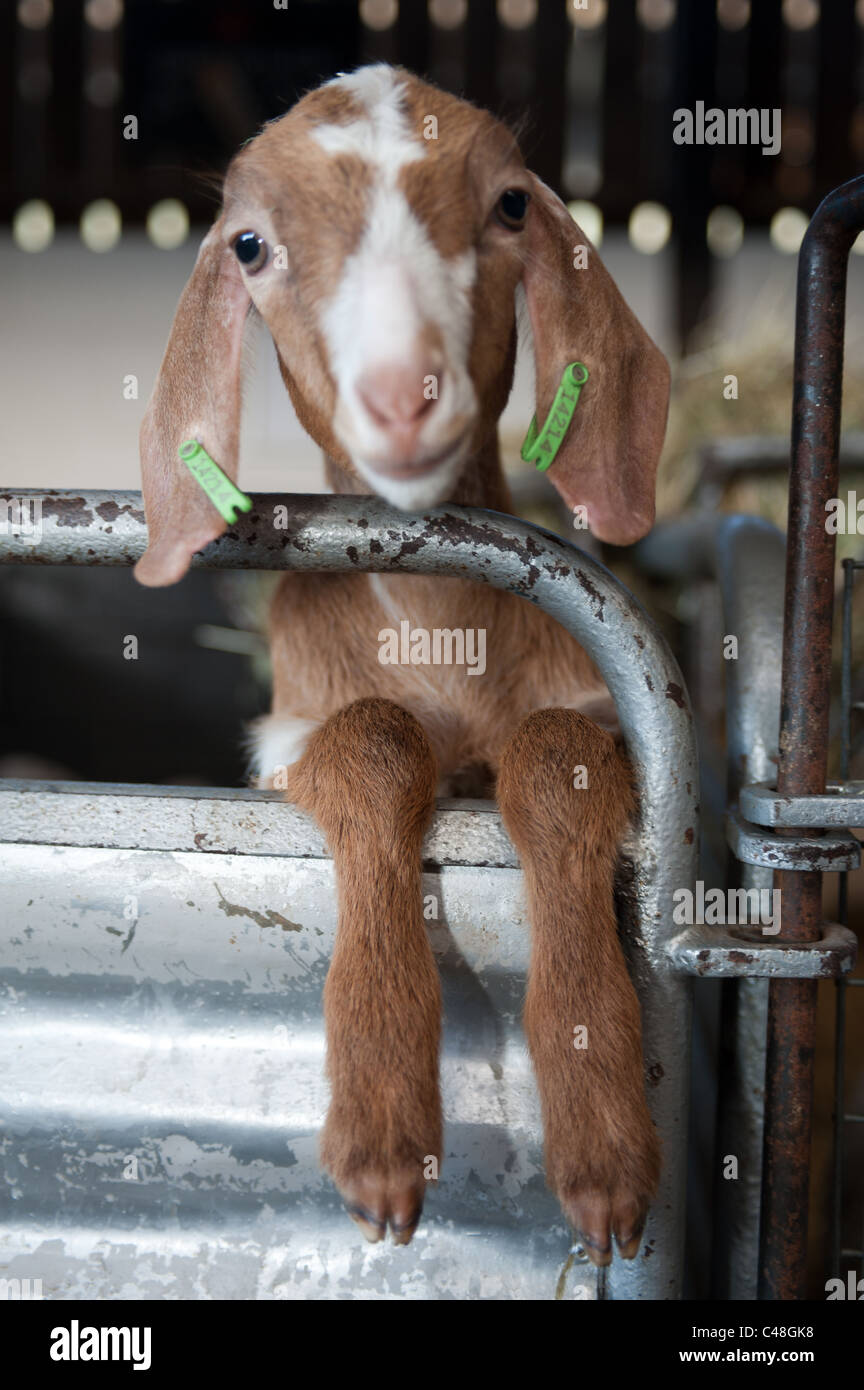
(356, 364, 439, 427)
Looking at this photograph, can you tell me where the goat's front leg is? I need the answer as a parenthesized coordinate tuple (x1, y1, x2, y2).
(496, 709, 660, 1266)
(286, 697, 441, 1246)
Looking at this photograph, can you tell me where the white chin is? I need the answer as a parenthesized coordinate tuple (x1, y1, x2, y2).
(352, 451, 466, 511)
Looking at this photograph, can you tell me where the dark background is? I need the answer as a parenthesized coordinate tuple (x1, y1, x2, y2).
(2, 0, 863, 345)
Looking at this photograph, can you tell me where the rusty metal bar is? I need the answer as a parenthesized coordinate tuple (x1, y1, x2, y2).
(759, 174, 864, 1301)
(832, 558, 864, 1285)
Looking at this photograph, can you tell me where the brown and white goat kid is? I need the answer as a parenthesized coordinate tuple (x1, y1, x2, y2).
(135, 65, 670, 1265)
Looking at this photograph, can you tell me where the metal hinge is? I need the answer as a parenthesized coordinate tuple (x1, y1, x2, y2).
(740, 779, 864, 829)
(727, 805, 861, 871)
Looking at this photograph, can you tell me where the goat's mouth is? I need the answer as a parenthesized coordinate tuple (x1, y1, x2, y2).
(371, 435, 469, 480)
(347, 428, 473, 511)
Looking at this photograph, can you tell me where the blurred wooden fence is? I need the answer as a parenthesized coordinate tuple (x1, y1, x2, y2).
(2, 0, 863, 347)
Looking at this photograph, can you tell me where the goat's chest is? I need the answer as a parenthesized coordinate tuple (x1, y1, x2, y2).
(270, 571, 610, 770)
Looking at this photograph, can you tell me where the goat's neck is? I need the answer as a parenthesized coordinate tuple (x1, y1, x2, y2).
(323, 432, 513, 513)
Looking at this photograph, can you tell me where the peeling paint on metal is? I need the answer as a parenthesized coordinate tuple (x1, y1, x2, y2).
(214, 883, 302, 932)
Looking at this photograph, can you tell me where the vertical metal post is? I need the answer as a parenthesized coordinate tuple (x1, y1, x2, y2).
(634, 512, 787, 1299)
(712, 518, 785, 1301)
(759, 176, 864, 1300)
(832, 559, 855, 1277)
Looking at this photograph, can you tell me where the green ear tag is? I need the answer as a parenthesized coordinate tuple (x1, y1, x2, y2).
(179, 440, 253, 524)
(521, 361, 589, 472)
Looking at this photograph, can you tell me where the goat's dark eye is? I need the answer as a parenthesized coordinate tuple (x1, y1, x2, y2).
(496, 189, 530, 230)
(233, 231, 268, 272)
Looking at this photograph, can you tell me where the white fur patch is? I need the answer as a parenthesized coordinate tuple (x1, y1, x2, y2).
(312, 67, 479, 510)
(368, 572, 400, 620)
(314, 66, 426, 171)
(514, 282, 535, 373)
(251, 715, 320, 788)
(352, 447, 470, 510)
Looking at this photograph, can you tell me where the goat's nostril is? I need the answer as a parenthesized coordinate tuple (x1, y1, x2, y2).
(357, 365, 441, 427)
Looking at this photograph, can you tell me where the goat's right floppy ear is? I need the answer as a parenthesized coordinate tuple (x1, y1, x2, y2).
(135, 221, 250, 587)
(522, 175, 670, 545)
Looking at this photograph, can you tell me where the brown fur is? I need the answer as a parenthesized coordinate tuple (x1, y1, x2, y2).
(497, 712, 661, 1260)
(134, 66, 671, 1262)
(286, 698, 441, 1244)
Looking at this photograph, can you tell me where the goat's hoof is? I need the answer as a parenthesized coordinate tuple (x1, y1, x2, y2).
(337, 1170, 426, 1247)
(390, 1211, 423, 1247)
(562, 1187, 647, 1267)
(345, 1205, 387, 1244)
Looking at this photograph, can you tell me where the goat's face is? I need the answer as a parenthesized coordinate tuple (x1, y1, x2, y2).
(221, 66, 527, 510)
(135, 64, 670, 588)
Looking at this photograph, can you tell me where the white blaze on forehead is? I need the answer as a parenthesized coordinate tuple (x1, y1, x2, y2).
(312, 65, 441, 373)
(311, 67, 479, 507)
(313, 66, 426, 170)
(322, 187, 477, 381)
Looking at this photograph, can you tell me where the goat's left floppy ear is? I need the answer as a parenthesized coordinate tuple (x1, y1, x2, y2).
(135, 221, 250, 587)
(522, 175, 670, 545)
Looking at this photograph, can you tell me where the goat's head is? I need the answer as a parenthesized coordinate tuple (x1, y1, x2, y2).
(135, 64, 669, 586)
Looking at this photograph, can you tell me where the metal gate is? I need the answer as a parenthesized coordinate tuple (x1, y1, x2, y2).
(0, 489, 855, 1299)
